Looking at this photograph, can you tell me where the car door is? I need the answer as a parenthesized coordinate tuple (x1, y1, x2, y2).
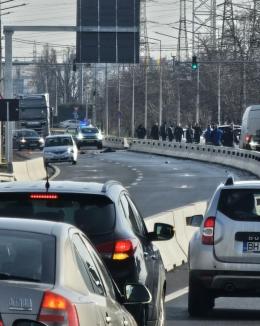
(120, 193, 162, 301)
(81, 234, 137, 326)
(73, 233, 131, 326)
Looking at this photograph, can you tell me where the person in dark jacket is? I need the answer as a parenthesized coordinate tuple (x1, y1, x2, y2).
(150, 122, 159, 140)
(193, 123, 203, 143)
(160, 122, 167, 141)
(135, 124, 146, 139)
(186, 124, 194, 143)
(204, 125, 212, 145)
(211, 124, 223, 146)
(221, 124, 239, 147)
(167, 125, 174, 141)
(174, 123, 184, 142)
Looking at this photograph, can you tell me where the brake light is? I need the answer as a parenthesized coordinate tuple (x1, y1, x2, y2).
(202, 216, 215, 245)
(96, 239, 138, 260)
(30, 193, 58, 199)
(38, 291, 79, 326)
(245, 134, 252, 143)
(0, 320, 3, 326)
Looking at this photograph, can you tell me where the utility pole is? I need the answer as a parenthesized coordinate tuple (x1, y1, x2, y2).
(118, 64, 121, 137)
(218, 64, 221, 125)
(131, 65, 135, 138)
(196, 65, 200, 123)
(105, 64, 108, 135)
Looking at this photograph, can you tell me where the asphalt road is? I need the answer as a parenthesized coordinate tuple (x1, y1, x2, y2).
(50, 147, 259, 325)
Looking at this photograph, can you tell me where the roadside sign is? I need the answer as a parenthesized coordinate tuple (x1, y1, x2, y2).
(0, 99, 19, 121)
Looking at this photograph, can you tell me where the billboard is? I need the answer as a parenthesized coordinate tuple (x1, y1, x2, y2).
(76, 0, 140, 63)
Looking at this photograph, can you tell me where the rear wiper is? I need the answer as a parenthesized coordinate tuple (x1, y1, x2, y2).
(0, 272, 40, 282)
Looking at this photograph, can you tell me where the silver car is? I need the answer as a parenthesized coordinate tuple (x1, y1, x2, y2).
(188, 176, 260, 316)
(43, 134, 78, 165)
(0, 218, 151, 326)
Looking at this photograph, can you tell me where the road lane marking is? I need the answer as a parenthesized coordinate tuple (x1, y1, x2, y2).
(165, 286, 188, 302)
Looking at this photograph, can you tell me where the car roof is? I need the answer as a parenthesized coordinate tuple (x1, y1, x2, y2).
(220, 180, 260, 190)
(0, 217, 74, 237)
(0, 180, 124, 198)
(46, 134, 73, 139)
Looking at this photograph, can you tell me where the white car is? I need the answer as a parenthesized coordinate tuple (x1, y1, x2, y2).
(188, 176, 260, 316)
(43, 134, 78, 165)
(59, 119, 80, 129)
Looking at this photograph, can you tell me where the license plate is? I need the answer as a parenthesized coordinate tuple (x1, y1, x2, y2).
(243, 241, 260, 253)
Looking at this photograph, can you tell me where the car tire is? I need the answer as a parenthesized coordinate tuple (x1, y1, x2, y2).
(97, 143, 103, 149)
(188, 274, 213, 317)
(72, 160, 77, 165)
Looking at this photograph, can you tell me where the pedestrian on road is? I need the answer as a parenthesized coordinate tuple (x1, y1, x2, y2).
(167, 125, 174, 142)
(193, 122, 203, 144)
(186, 124, 194, 143)
(136, 124, 146, 139)
(204, 124, 212, 145)
(211, 124, 223, 146)
(150, 122, 159, 140)
(160, 122, 167, 141)
(221, 124, 238, 147)
(174, 123, 184, 142)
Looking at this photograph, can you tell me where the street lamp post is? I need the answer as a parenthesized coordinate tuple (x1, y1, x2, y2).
(147, 37, 162, 126)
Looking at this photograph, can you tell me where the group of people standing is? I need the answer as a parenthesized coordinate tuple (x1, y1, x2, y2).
(135, 122, 239, 147)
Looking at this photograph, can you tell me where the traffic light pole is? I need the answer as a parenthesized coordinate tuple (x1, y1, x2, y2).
(196, 65, 200, 123)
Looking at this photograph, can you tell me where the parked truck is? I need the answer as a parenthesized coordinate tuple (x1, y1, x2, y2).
(17, 93, 51, 137)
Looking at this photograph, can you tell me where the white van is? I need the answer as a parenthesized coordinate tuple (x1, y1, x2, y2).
(240, 105, 260, 151)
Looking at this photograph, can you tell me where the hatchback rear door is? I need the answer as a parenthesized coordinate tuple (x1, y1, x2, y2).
(214, 188, 260, 263)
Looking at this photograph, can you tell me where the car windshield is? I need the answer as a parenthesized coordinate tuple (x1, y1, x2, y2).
(80, 128, 99, 134)
(45, 137, 72, 147)
(0, 194, 115, 236)
(0, 230, 55, 283)
(218, 189, 260, 221)
(17, 130, 39, 137)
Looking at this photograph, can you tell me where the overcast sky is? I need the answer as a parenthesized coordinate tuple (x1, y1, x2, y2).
(2, 0, 186, 60)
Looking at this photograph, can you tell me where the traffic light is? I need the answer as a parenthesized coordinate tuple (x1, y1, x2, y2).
(192, 55, 198, 70)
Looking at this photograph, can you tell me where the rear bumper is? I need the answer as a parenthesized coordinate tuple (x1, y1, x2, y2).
(191, 270, 260, 296)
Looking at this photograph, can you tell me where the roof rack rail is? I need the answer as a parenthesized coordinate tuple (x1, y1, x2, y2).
(101, 180, 122, 193)
(225, 175, 234, 186)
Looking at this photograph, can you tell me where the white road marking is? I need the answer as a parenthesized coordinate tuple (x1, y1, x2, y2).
(165, 286, 188, 302)
(131, 182, 138, 186)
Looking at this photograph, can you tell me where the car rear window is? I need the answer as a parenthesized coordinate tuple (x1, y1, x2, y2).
(0, 230, 55, 283)
(218, 189, 260, 221)
(0, 193, 115, 236)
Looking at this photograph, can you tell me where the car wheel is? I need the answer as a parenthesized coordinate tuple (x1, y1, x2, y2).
(188, 275, 213, 317)
(72, 160, 77, 165)
(156, 293, 166, 326)
(97, 143, 103, 149)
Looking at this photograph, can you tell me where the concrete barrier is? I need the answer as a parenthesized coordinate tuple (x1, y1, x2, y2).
(145, 201, 207, 271)
(104, 136, 260, 178)
(13, 157, 46, 181)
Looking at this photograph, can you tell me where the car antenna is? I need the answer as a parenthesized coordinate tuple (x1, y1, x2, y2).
(45, 163, 50, 192)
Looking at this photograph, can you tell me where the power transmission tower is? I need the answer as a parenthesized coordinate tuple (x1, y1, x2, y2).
(140, 0, 150, 60)
(220, 0, 237, 58)
(177, 0, 189, 61)
(192, 0, 217, 54)
(33, 41, 37, 62)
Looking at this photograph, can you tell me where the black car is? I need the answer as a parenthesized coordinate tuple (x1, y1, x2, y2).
(0, 180, 174, 326)
(13, 129, 44, 150)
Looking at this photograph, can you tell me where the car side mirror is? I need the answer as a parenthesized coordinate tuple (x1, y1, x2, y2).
(124, 283, 152, 304)
(186, 214, 203, 227)
(148, 222, 174, 241)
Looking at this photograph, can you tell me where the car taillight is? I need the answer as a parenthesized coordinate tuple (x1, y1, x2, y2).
(245, 134, 252, 143)
(0, 320, 3, 326)
(96, 239, 138, 260)
(202, 216, 215, 245)
(38, 291, 79, 326)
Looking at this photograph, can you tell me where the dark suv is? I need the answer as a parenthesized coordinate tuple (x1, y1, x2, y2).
(13, 129, 44, 150)
(0, 180, 174, 326)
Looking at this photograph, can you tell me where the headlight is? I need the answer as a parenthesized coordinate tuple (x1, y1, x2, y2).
(76, 133, 83, 140)
(39, 137, 44, 143)
(97, 133, 103, 140)
(20, 138, 26, 143)
(67, 148, 74, 153)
